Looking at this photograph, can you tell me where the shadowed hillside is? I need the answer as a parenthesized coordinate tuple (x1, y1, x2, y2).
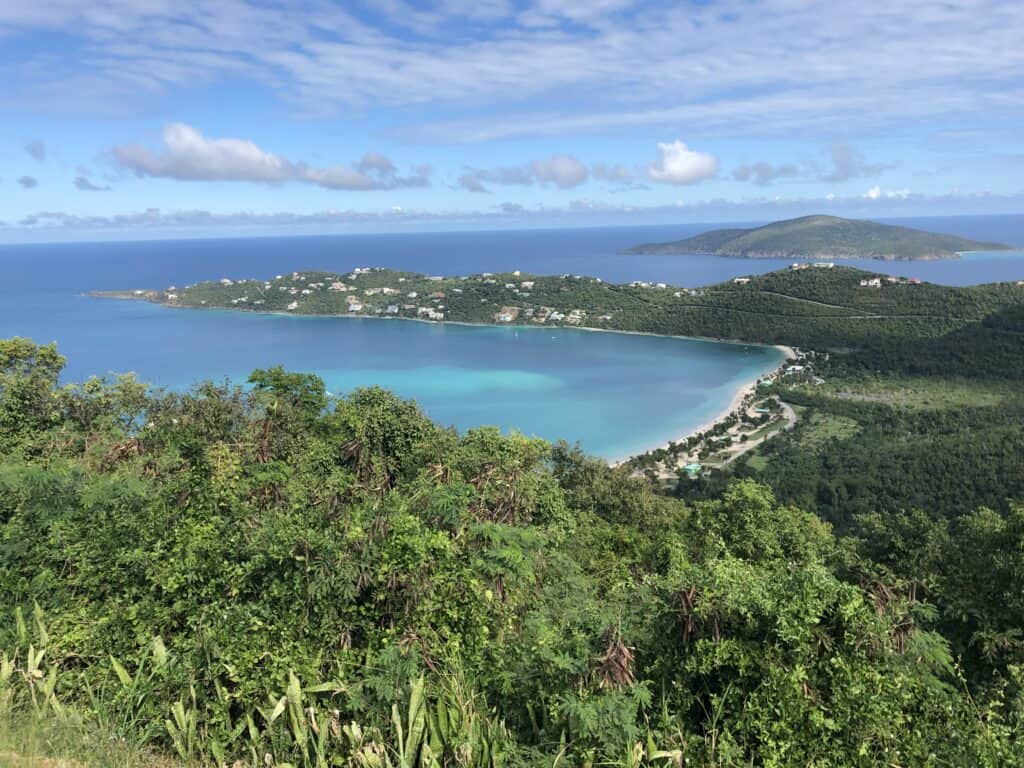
(625, 215, 1012, 259)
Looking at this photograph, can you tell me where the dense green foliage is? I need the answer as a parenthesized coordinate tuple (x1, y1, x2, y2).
(708, 383, 1024, 527)
(625, 214, 1011, 258)
(677, 371, 1024, 697)
(3, 337, 1024, 766)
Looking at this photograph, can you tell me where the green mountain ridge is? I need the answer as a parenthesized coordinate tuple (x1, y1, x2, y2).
(625, 214, 1013, 260)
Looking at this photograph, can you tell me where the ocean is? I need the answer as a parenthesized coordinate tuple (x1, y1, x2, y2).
(2, 214, 1022, 458)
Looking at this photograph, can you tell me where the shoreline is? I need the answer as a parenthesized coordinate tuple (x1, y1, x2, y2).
(90, 292, 795, 462)
(89, 291, 789, 352)
(609, 345, 792, 466)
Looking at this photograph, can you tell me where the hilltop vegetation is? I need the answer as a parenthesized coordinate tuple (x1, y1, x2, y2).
(4, 337, 1024, 766)
(11, 262, 1024, 765)
(625, 215, 1012, 259)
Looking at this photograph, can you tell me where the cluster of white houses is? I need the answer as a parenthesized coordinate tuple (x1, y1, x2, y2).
(494, 305, 587, 325)
(179, 268, 768, 328)
(789, 262, 836, 270)
(859, 276, 922, 287)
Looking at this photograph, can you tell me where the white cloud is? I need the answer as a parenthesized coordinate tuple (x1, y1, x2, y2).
(459, 154, 589, 192)
(647, 140, 718, 185)
(529, 154, 588, 188)
(865, 186, 911, 200)
(112, 123, 429, 190)
(591, 162, 635, 183)
(114, 123, 293, 183)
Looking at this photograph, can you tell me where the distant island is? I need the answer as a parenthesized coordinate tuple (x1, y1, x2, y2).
(624, 214, 1012, 260)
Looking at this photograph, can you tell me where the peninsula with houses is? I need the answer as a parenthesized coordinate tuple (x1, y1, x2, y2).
(95, 262, 1024, 357)
(625, 214, 1012, 260)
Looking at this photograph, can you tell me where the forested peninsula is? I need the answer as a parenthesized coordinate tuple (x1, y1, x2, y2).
(3, 264, 1024, 765)
(97, 262, 1024, 363)
(624, 214, 1012, 259)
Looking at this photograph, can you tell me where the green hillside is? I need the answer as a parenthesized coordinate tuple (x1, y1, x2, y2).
(11, 263, 1014, 765)
(625, 215, 1012, 259)
(4, 336, 1024, 766)
(98, 264, 1024, 366)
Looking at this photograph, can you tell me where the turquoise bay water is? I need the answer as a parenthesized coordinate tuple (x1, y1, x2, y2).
(1, 293, 781, 459)
(3, 216, 1021, 458)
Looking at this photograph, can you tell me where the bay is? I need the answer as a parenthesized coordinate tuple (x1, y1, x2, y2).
(2, 215, 1021, 458)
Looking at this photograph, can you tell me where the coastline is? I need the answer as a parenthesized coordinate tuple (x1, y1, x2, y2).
(88, 291, 790, 353)
(609, 344, 793, 466)
(90, 292, 795, 462)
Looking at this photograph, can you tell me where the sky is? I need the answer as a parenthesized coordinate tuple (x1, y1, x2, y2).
(1, 0, 1023, 242)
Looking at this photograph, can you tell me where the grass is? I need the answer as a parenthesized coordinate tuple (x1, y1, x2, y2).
(794, 412, 860, 450)
(0, 716, 179, 768)
(745, 453, 769, 472)
(794, 375, 1012, 411)
(744, 416, 787, 442)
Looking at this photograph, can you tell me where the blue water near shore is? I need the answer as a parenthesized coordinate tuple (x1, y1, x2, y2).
(2, 214, 1021, 457)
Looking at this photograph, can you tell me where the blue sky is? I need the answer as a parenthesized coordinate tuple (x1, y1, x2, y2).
(1, 0, 1023, 241)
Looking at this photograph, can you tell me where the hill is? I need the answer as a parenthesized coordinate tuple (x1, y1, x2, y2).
(625, 215, 1012, 260)
(5, 335, 1024, 766)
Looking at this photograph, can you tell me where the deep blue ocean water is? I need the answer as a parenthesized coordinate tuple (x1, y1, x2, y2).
(2, 215, 1022, 457)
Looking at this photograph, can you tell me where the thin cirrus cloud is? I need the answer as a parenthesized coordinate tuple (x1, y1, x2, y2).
(819, 143, 893, 183)
(732, 161, 801, 186)
(3, 2, 1019, 142)
(458, 154, 590, 193)
(112, 123, 430, 191)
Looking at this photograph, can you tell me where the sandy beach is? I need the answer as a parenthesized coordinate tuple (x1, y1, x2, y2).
(610, 344, 795, 465)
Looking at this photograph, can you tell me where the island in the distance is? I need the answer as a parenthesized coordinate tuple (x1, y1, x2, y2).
(624, 214, 1012, 260)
